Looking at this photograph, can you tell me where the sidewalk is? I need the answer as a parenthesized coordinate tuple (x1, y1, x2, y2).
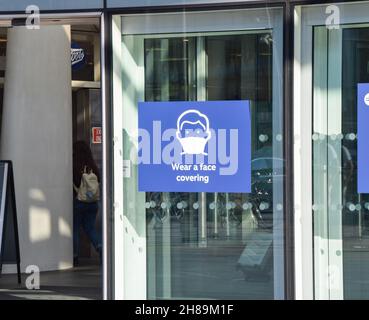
(0, 260, 102, 300)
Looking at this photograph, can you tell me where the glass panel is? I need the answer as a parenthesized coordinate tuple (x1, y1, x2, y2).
(145, 38, 196, 102)
(313, 25, 369, 300)
(342, 27, 369, 299)
(119, 14, 284, 300)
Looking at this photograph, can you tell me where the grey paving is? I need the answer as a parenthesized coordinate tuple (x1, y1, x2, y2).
(0, 260, 102, 300)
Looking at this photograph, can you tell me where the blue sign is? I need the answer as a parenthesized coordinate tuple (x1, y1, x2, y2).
(138, 101, 251, 193)
(71, 42, 86, 71)
(358, 83, 369, 193)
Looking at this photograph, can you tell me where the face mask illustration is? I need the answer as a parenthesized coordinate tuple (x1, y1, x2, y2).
(176, 110, 212, 155)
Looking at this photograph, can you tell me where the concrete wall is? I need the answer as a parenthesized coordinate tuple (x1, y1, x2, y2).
(1, 25, 73, 272)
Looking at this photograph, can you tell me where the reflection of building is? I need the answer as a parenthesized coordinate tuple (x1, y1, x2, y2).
(0, 0, 368, 301)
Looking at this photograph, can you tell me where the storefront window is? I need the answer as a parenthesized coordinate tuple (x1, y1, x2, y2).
(112, 8, 285, 300)
(295, 1, 369, 300)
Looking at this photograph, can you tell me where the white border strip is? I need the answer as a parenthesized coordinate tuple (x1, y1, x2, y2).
(0, 12, 102, 20)
(293, 6, 314, 300)
(120, 8, 280, 35)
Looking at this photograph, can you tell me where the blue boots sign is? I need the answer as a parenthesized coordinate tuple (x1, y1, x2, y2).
(138, 101, 251, 193)
(71, 43, 86, 71)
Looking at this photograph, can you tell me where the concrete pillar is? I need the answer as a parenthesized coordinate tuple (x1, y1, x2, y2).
(1, 25, 73, 272)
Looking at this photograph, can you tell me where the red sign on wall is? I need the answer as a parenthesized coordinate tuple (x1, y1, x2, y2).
(92, 127, 102, 144)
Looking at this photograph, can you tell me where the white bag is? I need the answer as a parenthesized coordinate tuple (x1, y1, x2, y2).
(74, 166, 100, 203)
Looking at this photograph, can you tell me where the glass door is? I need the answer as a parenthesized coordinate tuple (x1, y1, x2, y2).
(112, 8, 284, 300)
(295, 1, 369, 300)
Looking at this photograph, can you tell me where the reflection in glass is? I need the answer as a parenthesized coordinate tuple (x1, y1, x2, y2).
(342, 28, 369, 299)
(141, 33, 282, 299)
(313, 26, 369, 299)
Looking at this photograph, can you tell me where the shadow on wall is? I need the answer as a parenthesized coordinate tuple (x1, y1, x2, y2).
(27, 187, 73, 269)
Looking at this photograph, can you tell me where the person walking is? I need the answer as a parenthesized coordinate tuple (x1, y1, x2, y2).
(73, 140, 102, 266)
